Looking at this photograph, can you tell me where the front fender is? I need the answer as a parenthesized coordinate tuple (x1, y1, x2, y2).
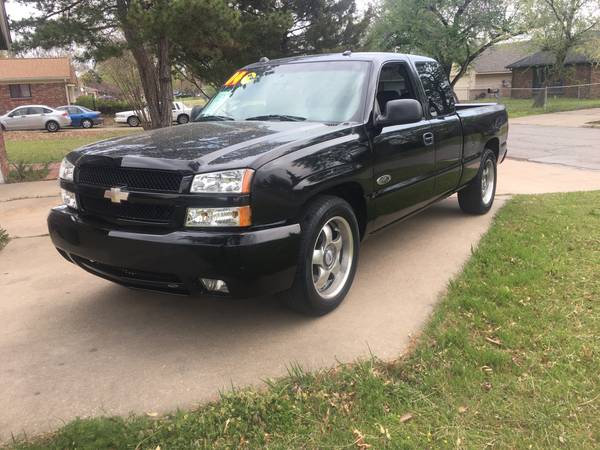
(251, 131, 373, 227)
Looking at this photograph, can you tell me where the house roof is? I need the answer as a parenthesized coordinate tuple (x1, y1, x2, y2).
(507, 48, 597, 68)
(0, 57, 76, 83)
(472, 41, 533, 73)
(0, 0, 10, 50)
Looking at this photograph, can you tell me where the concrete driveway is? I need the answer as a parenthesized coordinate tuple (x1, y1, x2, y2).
(2, 159, 600, 438)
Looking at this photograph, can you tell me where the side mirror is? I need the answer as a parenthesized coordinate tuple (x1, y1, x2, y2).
(190, 105, 204, 121)
(375, 99, 423, 127)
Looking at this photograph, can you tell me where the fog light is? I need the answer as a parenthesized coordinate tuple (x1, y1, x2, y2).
(200, 278, 229, 293)
(61, 188, 78, 209)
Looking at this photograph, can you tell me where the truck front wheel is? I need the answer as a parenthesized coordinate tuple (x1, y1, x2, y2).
(283, 196, 360, 316)
(458, 149, 497, 215)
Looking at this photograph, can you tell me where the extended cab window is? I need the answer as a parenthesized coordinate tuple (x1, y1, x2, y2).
(199, 61, 369, 123)
(376, 62, 420, 115)
(415, 61, 455, 116)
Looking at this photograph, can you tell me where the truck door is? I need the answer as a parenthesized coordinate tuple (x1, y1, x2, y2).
(415, 61, 463, 196)
(372, 61, 436, 230)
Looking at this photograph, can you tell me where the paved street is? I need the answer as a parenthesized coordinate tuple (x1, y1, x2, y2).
(1, 122, 600, 439)
(509, 124, 600, 170)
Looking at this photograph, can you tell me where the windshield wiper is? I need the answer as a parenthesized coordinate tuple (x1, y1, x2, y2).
(195, 115, 235, 122)
(245, 114, 306, 122)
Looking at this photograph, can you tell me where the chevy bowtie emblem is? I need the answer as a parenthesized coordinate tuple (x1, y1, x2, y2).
(104, 187, 129, 204)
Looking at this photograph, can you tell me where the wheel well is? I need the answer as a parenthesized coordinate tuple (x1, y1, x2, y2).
(312, 183, 367, 239)
(485, 138, 500, 162)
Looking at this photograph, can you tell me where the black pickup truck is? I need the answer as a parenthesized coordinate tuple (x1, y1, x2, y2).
(48, 52, 508, 315)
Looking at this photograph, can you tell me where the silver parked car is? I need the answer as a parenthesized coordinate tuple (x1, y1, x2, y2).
(0, 105, 72, 132)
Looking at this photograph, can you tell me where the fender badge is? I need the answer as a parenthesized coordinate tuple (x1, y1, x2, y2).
(376, 174, 392, 186)
(104, 187, 129, 204)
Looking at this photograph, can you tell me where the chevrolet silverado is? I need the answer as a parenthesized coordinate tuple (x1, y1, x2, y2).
(48, 52, 508, 315)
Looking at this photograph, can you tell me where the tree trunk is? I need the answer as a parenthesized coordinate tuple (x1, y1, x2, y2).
(157, 35, 173, 129)
(119, 6, 172, 130)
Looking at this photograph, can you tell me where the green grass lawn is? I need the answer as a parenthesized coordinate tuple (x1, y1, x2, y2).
(5, 130, 140, 164)
(478, 97, 600, 118)
(178, 96, 208, 107)
(11, 191, 600, 449)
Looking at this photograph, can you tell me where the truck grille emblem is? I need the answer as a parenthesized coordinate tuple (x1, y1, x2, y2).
(104, 187, 130, 204)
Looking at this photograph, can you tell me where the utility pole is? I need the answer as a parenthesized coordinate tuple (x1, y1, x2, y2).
(0, 0, 11, 184)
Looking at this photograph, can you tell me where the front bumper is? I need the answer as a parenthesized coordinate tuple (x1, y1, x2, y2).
(114, 116, 128, 124)
(48, 206, 301, 297)
(92, 117, 104, 125)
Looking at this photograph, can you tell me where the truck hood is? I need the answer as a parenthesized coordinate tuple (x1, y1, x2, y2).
(70, 121, 356, 172)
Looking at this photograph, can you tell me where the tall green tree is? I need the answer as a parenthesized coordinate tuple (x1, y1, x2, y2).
(368, 0, 524, 85)
(526, 0, 600, 82)
(12, 0, 371, 127)
(181, 0, 373, 87)
(11, 0, 239, 129)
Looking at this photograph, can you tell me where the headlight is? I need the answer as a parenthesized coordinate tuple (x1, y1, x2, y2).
(59, 158, 75, 181)
(61, 188, 78, 209)
(190, 169, 253, 194)
(186, 206, 251, 227)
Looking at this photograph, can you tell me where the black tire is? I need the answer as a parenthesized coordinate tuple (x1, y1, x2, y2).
(81, 119, 93, 129)
(282, 196, 360, 316)
(177, 114, 190, 125)
(458, 149, 497, 215)
(127, 116, 140, 127)
(45, 121, 59, 132)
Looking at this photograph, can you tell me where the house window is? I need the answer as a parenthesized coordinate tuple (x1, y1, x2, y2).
(9, 84, 32, 99)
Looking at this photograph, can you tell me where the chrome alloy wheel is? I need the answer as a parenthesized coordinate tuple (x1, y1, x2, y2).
(481, 159, 495, 205)
(312, 216, 354, 300)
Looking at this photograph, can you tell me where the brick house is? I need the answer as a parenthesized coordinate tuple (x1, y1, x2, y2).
(0, 57, 78, 114)
(453, 42, 532, 101)
(507, 50, 600, 99)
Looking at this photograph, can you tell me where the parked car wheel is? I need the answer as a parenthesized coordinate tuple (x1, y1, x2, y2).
(127, 116, 140, 127)
(458, 148, 497, 215)
(177, 114, 190, 125)
(81, 119, 93, 129)
(282, 196, 359, 316)
(45, 120, 60, 133)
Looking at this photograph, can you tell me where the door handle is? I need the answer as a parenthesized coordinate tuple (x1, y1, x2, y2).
(423, 132, 434, 146)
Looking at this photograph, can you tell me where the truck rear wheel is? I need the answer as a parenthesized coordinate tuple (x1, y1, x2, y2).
(458, 149, 497, 215)
(283, 196, 359, 316)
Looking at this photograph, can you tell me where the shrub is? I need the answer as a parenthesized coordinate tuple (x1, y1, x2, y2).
(0, 228, 8, 250)
(8, 161, 50, 183)
(75, 95, 133, 115)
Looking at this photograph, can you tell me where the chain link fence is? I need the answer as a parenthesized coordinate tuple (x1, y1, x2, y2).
(454, 82, 600, 110)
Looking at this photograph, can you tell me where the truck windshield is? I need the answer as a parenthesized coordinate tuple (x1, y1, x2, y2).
(197, 61, 370, 124)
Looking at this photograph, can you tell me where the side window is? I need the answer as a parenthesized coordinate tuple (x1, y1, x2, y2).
(376, 62, 419, 115)
(43, 108, 54, 113)
(68, 107, 80, 114)
(26, 107, 44, 115)
(415, 61, 455, 116)
(9, 108, 27, 117)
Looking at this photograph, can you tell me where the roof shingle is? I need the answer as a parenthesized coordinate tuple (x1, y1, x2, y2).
(473, 41, 533, 73)
(0, 57, 76, 83)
